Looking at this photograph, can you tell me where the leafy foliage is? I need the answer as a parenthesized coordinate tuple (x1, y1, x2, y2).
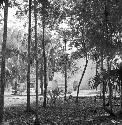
(47, 88, 64, 106)
(69, 0, 122, 62)
(88, 68, 120, 91)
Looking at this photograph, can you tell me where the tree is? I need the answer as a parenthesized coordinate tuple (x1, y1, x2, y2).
(68, 0, 122, 105)
(40, 0, 48, 108)
(117, 61, 122, 117)
(76, 55, 88, 103)
(39, 59, 44, 95)
(26, 0, 32, 113)
(34, 0, 40, 124)
(74, 40, 89, 103)
(0, 0, 8, 123)
(107, 57, 113, 112)
(64, 39, 68, 101)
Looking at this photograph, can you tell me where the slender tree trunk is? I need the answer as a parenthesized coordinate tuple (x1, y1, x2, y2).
(95, 61, 98, 90)
(120, 80, 122, 111)
(76, 54, 88, 103)
(101, 52, 106, 108)
(40, 75, 43, 95)
(64, 39, 67, 101)
(40, 63, 43, 95)
(101, 0, 108, 108)
(107, 57, 113, 112)
(0, 0, 8, 123)
(14, 79, 17, 95)
(96, 61, 98, 76)
(64, 57, 67, 101)
(114, 62, 122, 117)
(42, 5, 47, 108)
(16, 32, 20, 94)
(34, 0, 40, 124)
(26, 0, 32, 112)
(119, 62, 122, 112)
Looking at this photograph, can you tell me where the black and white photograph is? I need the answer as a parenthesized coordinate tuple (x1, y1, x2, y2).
(0, 0, 122, 124)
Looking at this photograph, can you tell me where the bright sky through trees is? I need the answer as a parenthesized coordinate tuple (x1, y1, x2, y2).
(0, 5, 77, 55)
(0, 6, 27, 32)
(59, 19, 77, 54)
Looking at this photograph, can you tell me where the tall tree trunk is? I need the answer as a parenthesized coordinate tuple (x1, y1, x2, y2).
(14, 79, 17, 95)
(95, 60, 98, 90)
(76, 54, 88, 103)
(16, 32, 20, 94)
(107, 57, 113, 112)
(119, 62, 122, 112)
(40, 63, 43, 95)
(34, 0, 40, 124)
(26, 0, 32, 112)
(120, 76, 122, 111)
(103, 1, 116, 117)
(42, 5, 47, 108)
(101, 0, 108, 108)
(101, 51, 106, 108)
(0, 0, 8, 123)
(64, 39, 67, 101)
(96, 61, 97, 76)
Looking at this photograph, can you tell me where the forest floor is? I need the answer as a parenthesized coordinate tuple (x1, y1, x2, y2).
(3, 92, 122, 125)
(4, 92, 38, 107)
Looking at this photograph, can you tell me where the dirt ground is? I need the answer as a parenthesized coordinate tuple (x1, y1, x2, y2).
(4, 91, 42, 107)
